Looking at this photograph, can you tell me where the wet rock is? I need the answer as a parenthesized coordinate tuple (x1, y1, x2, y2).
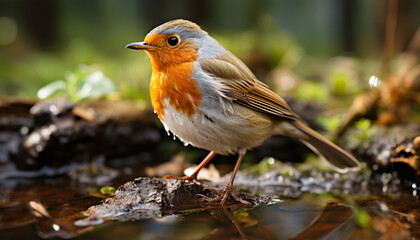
(0, 98, 35, 165)
(75, 177, 276, 226)
(343, 124, 420, 182)
(0, 131, 21, 164)
(30, 99, 75, 126)
(7, 99, 164, 171)
(213, 160, 370, 198)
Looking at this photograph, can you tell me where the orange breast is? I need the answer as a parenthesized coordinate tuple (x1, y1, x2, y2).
(149, 61, 201, 120)
(144, 35, 201, 120)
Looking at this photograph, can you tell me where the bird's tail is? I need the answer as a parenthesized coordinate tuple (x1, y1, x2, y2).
(293, 121, 360, 173)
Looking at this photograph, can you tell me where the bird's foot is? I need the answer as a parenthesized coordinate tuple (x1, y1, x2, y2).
(163, 174, 197, 182)
(198, 186, 250, 206)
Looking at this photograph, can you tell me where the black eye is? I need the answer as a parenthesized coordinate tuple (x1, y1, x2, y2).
(168, 36, 179, 46)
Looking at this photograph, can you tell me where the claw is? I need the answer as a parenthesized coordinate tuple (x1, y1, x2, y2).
(199, 187, 251, 206)
(203, 187, 222, 194)
(226, 191, 250, 205)
(197, 153, 251, 206)
(163, 174, 197, 181)
(196, 193, 218, 200)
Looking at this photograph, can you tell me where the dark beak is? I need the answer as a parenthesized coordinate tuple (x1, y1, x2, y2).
(125, 42, 157, 50)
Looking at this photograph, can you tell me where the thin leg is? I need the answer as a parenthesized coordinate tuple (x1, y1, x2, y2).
(163, 151, 216, 181)
(200, 154, 250, 206)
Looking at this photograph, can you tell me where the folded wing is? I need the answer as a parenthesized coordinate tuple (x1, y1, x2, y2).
(199, 52, 300, 121)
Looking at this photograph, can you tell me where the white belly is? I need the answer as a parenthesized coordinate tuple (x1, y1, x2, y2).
(160, 98, 274, 155)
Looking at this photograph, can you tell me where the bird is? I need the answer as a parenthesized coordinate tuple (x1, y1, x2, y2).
(126, 19, 360, 206)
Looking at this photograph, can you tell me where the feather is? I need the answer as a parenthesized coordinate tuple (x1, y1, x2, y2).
(199, 52, 300, 121)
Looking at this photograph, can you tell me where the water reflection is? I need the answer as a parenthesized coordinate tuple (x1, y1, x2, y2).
(0, 176, 419, 239)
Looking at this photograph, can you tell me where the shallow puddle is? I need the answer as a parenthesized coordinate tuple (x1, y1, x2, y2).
(0, 167, 419, 240)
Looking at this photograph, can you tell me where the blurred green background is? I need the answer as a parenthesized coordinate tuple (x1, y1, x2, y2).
(0, 0, 419, 104)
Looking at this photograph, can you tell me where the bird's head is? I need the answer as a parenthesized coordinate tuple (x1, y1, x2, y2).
(126, 19, 215, 71)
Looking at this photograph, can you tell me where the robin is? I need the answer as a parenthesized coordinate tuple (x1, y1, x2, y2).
(126, 19, 360, 205)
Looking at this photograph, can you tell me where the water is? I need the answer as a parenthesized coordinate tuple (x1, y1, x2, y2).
(162, 121, 171, 136)
(1, 183, 417, 239)
(0, 158, 419, 240)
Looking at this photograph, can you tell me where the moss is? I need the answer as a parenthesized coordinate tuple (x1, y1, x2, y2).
(100, 186, 116, 196)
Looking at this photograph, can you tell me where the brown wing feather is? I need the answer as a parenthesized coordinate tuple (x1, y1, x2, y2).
(199, 52, 300, 120)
